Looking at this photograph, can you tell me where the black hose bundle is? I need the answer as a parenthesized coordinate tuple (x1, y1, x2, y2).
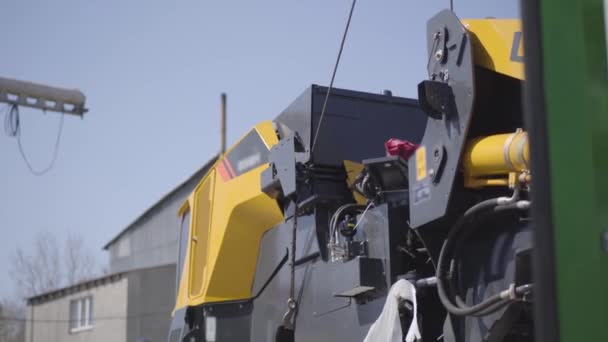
(435, 198, 530, 316)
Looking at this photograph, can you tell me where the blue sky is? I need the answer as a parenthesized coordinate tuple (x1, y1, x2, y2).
(0, 0, 519, 299)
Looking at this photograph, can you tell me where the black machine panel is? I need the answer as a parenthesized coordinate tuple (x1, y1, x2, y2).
(274, 85, 427, 167)
(408, 10, 475, 228)
(250, 205, 398, 342)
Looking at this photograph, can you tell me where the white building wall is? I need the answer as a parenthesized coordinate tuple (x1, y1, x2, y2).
(26, 276, 128, 342)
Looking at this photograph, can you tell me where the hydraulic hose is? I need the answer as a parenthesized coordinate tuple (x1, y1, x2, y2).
(451, 201, 531, 315)
(435, 196, 530, 316)
(329, 204, 365, 243)
(454, 295, 509, 317)
(454, 283, 534, 317)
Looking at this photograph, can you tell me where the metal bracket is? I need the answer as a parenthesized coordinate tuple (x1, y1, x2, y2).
(409, 9, 475, 228)
(0, 77, 87, 115)
(261, 132, 306, 201)
(280, 298, 298, 330)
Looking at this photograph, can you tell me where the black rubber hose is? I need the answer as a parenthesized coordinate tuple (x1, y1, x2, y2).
(458, 283, 534, 317)
(463, 198, 500, 214)
(442, 198, 505, 301)
(437, 265, 508, 315)
(454, 296, 511, 317)
(437, 199, 500, 310)
(439, 203, 529, 315)
(448, 203, 527, 312)
(436, 199, 528, 316)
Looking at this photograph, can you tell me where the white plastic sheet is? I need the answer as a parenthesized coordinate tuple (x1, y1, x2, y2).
(363, 279, 421, 342)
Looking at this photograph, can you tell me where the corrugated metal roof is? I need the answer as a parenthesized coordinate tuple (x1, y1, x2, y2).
(102, 157, 218, 250)
(26, 264, 175, 305)
(26, 271, 125, 305)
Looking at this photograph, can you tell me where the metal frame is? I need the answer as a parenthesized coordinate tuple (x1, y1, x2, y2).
(0, 76, 87, 115)
(521, 0, 608, 340)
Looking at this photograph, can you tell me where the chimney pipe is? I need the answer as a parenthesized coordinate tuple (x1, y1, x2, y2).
(221, 93, 227, 155)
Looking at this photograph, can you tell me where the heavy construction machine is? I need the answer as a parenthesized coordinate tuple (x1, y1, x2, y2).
(168, 6, 608, 342)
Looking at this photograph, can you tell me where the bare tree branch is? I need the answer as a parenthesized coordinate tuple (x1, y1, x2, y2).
(10, 249, 37, 298)
(64, 233, 97, 284)
(0, 298, 26, 342)
(34, 232, 62, 292)
(9, 231, 99, 299)
(5, 231, 99, 342)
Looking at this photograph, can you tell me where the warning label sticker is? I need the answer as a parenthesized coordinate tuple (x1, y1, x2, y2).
(412, 178, 431, 205)
(416, 145, 427, 181)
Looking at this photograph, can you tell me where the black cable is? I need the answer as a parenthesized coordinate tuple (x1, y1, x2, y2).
(457, 284, 534, 317)
(436, 200, 528, 316)
(455, 296, 509, 317)
(443, 199, 505, 311)
(311, 0, 357, 153)
(2, 104, 65, 176)
(276, 200, 305, 341)
(4, 104, 19, 136)
(411, 227, 437, 271)
(441, 203, 530, 315)
(448, 203, 530, 315)
(289, 206, 297, 302)
(437, 206, 501, 316)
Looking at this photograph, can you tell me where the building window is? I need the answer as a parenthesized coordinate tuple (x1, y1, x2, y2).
(69, 296, 94, 332)
(116, 234, 131, 257)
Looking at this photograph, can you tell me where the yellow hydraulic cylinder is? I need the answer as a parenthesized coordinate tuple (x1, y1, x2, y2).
(462, 130, 529, 188)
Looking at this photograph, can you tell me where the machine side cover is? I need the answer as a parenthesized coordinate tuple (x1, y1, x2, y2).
(409, 10, 475, 228)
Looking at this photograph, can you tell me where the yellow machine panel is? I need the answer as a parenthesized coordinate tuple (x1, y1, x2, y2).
(173, 121, 284, 311)
(462, 130, 529, 188)
(190, 170, 215, 298)
(462, 19, 524, 80)
(343, 160, 367, 205)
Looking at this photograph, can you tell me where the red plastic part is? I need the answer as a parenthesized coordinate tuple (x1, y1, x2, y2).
(384, 138, 419, 160)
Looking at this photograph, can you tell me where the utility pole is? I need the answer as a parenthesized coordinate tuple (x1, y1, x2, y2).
(220, 93, 227, 155)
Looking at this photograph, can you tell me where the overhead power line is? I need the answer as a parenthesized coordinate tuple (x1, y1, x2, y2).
(311, 0, 358, 153)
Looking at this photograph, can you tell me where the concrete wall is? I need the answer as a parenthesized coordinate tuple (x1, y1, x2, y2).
(107, 190, 185, 273)
(26, 276, 128, 342)
(126, 264, 176, 342)
(107, 165, 210, 274)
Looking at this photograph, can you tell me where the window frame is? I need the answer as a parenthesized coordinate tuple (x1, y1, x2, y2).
(176, 209, 191, 296)
(224, 129, 269, 177)
(69, 295, 94, 333)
